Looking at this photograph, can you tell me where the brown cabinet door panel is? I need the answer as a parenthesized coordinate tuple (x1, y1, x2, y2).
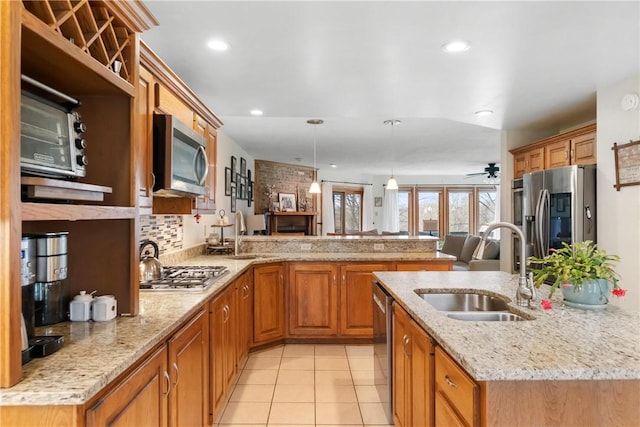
(86, 345, 168, 427)
(168, 308, 209, 427)
(572, 132, 597, 165)
(288, 263, 338, 336)
(340, 263, 389, 336)
(545, 139, 571, 169)
(253, 264, 285, 343)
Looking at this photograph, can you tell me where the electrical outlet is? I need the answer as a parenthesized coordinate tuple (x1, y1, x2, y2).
(301, 243, 312, 251)
(374, 243, 384, 251)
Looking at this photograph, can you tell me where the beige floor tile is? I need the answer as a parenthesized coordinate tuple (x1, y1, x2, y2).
(218, 424, 267, 427)
(219, 402, 271, 424)
(244, 356, 282, 370)
(316, 402, 363, 425)
(229, 384, 275, 402)
(279, 356, 315, 370)
(315, 384, 358, 403)
(346, 345, 374, 357)
(251, 345, 284, 358)
(316, 357, 350, 371)
(272, 384, 315, 402)
(237, 369, 279, 385)
(351, 370, 375, 386)
(359, 402, 391, 425)
(277, 369, 315, 385)
(314, 344, 347, 357)
(282, 344, 315, 357)
(315, 370, 354, 386)
(268, 402, 315, 425)
(354, 385, 381, 403)
(348, 356, 375, 371)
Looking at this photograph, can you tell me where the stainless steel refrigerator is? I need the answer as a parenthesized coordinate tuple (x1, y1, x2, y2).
(522, 165, 596, 260)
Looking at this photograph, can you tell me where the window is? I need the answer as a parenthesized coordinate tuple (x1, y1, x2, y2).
(332, 187, 363, 234)
(417, 190, 442, 236)
(391, 185, 498, 237)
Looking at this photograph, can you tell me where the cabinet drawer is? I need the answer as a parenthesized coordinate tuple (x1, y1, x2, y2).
(434, 347, 478, 426)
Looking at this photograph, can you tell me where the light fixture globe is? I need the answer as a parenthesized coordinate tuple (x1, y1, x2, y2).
(386, 176, 398, 190)
(307, 119, 323, 194)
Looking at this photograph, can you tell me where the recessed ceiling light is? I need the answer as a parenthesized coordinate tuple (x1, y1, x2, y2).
(250, 109, 263, 116)
(207, 39, 230, 51)
(475, 110, 494, 117)
(330, 164, 337, 168)
(442, 40, 471, 53)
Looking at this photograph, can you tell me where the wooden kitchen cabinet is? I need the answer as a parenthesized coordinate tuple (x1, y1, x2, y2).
(511, 124, 596, 178)
(235, 270, 253, 366)
(434, 346, 479, 427)
(209, 285, 236, 420)
(392, 302, 435, 427)
(253, 264, 286, 345)
(513, 146, 544, 178)
(86, 345, 169, 427)
(288, 263, 339, 336)
(167, 308, 209, 427)
(339, 263, 390, 337)
(135, 65, 155, 212)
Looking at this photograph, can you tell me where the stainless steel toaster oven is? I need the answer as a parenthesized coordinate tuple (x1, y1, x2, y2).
(20, 75, 87, 179)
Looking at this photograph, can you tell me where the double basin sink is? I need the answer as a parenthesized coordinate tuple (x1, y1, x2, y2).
(415, 291, 534, 322)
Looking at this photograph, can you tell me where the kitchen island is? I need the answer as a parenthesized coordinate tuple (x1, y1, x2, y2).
(374, 270, 640, 426)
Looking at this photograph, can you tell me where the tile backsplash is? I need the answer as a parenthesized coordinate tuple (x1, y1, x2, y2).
(140, 215, 183, 255)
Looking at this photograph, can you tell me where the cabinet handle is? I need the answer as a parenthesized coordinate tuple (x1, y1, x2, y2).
(172, 362, 180, 388)
(403, 334, 411, 356)
(223, 305, 229, 322)
(444, 375, 458, 389)
(333, 275, 337, 283)
(342, 274, 346, 282)
(163, 370, 171, 396)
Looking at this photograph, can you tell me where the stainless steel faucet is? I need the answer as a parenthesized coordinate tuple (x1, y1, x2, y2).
(234, 211, 246, 256)
(475, 222, 537, 308)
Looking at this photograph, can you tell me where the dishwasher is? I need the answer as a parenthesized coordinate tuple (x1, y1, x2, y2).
(373, 280, 393, 424)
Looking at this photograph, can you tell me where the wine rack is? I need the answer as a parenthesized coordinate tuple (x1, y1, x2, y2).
(22, 0, 134, 82)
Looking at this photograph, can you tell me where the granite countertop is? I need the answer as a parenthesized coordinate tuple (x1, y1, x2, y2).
(374, 270, 640, 382)
(0, 252, 450, 406)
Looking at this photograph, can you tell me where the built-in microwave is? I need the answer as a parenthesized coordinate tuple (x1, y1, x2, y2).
(152, 113, 209, 197)
(20, 75, 87, 179)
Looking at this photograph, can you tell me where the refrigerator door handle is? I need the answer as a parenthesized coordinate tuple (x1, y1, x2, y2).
(535, 189, 550, 257)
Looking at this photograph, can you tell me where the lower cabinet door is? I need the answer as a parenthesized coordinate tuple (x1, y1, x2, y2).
(340, 263, 389, 336)
(288, 263, 338, 336)
(253, 264, 285, 344)
(168, 308, 209, 427)
(86, 345, 168, 427)
(435, 393, 467, 427)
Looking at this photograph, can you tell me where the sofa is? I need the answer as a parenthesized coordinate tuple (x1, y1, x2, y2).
(440, 234, 501, 271)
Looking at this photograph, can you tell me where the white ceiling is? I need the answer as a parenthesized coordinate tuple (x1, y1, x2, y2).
(141, 1, 640, 177)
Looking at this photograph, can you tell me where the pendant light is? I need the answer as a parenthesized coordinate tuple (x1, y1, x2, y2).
(384, 119, 401, 190)
(307, 119, 323, 194)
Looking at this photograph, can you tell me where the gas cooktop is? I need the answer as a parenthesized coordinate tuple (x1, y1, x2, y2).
(140, 265, 229, 292)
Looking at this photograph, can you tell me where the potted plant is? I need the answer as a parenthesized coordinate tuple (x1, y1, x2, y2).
(527, 240, 626, 310)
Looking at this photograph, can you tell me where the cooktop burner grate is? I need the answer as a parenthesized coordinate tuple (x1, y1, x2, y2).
(140, 265, 229, 292)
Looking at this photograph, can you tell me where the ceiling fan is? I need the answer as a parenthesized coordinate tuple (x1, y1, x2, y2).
(465, 163, 500, 179)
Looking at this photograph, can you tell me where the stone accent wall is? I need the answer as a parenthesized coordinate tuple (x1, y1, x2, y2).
(140, 215, 183, 255)
(255, 160, 317, 214)
(240, 236, 438, 253)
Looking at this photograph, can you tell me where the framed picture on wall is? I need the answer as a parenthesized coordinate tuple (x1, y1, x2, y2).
(225, 167, 232, 196)
(278, 193, 296, 212)
(231, 156, 237, 182)
(230, 183, 236, 212)
(374, 196, 383, 207)
(240, 157, 247, 176)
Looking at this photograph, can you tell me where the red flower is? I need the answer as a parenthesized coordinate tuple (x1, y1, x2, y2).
(612, 288, 627, 297)
(541, 299, 553, 310)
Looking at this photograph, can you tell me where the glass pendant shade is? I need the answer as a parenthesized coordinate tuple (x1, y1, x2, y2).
(386, 176, 398, 190)
(309, 181, 321, 193)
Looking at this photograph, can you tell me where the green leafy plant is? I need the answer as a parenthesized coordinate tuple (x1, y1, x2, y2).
(527, 240, 624, 301)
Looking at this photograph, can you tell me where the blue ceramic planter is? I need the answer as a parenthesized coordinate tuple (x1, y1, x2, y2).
(561, 279, 613, 307)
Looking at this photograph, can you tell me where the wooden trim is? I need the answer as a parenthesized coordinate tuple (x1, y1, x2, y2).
(509, 123, 597, 155)
(103, 0, 159, 33)
(21, 203, 136, 221)
(140, 41, 222, 128)
(0, 0, 22, 388)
